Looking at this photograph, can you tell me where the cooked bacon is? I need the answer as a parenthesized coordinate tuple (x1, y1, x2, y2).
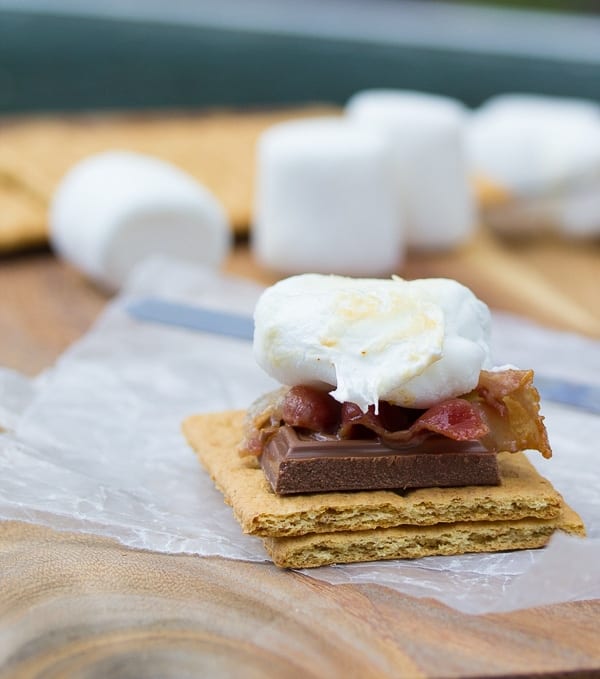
(339, 401, 419, 439)
(478, 369, 533, 402)
(410, 399, 490, 442)
(239, 387, 287, 456)
(238, 369, 552, 459)
(281, 385, 342, 433)
(338, 399, 488, 443)
(466, 369, 552, 458)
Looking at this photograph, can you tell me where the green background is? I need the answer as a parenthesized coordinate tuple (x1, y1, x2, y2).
(1, 9, 599, 114)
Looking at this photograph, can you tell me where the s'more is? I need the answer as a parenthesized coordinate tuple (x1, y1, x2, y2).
(183, 274, 585, 568)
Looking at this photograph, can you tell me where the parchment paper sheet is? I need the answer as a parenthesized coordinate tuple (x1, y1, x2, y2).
(1, 257, 598, 614)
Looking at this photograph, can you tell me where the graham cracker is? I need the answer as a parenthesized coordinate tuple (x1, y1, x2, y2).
(0, 181, 47, 251)
(182, 411, 566, 538)
(263, 505, 585, 569)
(0, 105, 339, 253)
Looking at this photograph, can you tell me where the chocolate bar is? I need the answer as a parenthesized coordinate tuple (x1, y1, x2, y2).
(261, 426, 500, 495)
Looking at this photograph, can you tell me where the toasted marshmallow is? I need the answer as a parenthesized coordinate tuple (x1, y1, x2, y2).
(253, 274, 491, 411)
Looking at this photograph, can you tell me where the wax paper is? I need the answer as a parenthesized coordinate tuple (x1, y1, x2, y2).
(1, 257, 599, 614)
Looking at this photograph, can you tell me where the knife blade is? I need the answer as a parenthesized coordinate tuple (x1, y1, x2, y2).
(126, 297, 600, 414)
(127, 297, 254, 341)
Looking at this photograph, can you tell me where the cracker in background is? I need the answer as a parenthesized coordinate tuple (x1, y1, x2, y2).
(0, 182, 47, 250)
(182, 411, 564, 538)
(0, 106, 340, 253)
(263, 505, 585, 569)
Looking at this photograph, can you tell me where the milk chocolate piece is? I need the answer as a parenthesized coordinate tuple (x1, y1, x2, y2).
(261, 426, 500, 495)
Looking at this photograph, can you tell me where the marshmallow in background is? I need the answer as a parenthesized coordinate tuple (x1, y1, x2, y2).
(345, 89, 476, 250)
(468, 93, 600, 237)
(475, 93, 600, 124)
(469, 96, 600, 193)
(50, 151, 231, 290)
(253, 117, 402, 276)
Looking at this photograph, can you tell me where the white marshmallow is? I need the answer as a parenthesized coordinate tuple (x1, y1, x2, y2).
(476, 93, 600, 123)
(345, 89, 476, 250)
(468, 95, 600, 237)
(559, 177, 600, 237)
(50, 151, 231, 289)
(253, 117, 403, 276)
(468, 98, 600, 193)
(253, 274, 491, 412)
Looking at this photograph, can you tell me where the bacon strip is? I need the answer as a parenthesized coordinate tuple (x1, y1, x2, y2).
(281, 385, 341, 433)
(467, 369, 552, 458)
(338, 399, 488, 443)
(240, 387, 288, 456)
(410, 399, 490, 442)
(338, 400, 420, 440)
(239, 369, 552, 459)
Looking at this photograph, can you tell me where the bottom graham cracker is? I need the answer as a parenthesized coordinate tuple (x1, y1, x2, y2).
(263, 506, 584, 568)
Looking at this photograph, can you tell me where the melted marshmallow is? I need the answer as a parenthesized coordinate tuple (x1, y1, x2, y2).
(253, 274, 491, 411)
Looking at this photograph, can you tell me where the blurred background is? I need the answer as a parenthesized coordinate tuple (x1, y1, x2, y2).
(1, 0, 599, 376)
(1, 0, 599, 113)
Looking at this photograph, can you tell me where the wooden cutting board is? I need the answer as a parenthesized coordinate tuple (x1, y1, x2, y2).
(1, 521, 599, 678)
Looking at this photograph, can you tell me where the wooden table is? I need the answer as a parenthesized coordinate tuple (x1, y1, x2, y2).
(1, 233, 599, 678)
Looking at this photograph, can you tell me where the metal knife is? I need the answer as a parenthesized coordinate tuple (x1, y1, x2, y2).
(127, 297, 254, 341)
(126, 297, 600, 415)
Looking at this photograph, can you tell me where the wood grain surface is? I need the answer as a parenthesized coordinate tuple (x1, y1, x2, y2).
(1, 232, 600, 678)
(1, 522, 599, 679)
